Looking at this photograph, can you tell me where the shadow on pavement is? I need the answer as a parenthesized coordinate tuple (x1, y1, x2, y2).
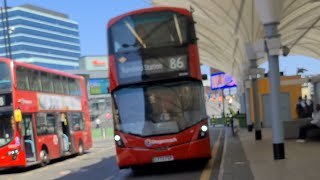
(128, 159, 208, 177)
(57, 155, 119, 180)
(0, 153, 88, 174)
(56, 156, 208, 180)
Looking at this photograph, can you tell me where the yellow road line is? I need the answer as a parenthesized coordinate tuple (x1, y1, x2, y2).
(199, 129, 223, 180)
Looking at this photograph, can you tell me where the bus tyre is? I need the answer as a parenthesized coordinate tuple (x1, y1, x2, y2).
(40, 149, 50, 167)
(131, 165, 143, 174)
(78, 141, 84, 155)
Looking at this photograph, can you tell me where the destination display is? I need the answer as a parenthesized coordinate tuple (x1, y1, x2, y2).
(116, 54, 189, 84)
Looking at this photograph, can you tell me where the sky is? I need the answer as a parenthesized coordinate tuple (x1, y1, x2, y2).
(5, 0, 320, 76)
(201, 55, 320, 78)
(260, 55, 320, 76)
(5, 0, 151, 56)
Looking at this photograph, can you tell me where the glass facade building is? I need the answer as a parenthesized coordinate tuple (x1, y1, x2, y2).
(66, 55, 111, 125)
(0, 4, 80, 70)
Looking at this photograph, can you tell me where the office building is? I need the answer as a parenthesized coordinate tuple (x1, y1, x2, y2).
(0, 4, 80, 70)
(67, 55, 110, 123)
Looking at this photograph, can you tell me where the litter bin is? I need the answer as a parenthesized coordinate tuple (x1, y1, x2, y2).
(234, 114, 247, 128)
(211, 116, 226, 126)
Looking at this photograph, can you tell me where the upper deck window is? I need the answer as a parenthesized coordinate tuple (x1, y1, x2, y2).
(15, 65, 82, 97)
(16, 66, 29, 90)
(109, 11, 190, 54)
(41, 72, 54, 93)
(28, 70, 41, 91)
(0, 62, 11, 90)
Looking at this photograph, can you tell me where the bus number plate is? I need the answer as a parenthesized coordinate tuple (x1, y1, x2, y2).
(152, 155, 174, 163)
(0, 96, 4, 106)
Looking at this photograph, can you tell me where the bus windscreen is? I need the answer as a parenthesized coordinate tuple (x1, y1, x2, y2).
(0, 62, 11, 90)
(112, 81, 207, 137)
(109, 11, 190, 53)
(0, 112, 14, 148)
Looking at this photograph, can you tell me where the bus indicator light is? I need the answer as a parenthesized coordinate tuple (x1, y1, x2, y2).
(14, 109, 22, 122)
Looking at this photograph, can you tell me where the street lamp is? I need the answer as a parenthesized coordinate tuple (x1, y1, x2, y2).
(1, 0, 12, 59)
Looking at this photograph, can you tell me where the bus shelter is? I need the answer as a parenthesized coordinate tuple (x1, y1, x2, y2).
(151, 0, 320, 160)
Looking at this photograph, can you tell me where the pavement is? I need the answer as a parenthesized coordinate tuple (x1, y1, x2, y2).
(2, 127, 320, 180)
(0, 138, 115, 180)
(237, 128, 320, 180)
(218, 128, 254, 180)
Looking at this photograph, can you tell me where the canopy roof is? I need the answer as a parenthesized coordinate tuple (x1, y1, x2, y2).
(151, 0, 320, 89)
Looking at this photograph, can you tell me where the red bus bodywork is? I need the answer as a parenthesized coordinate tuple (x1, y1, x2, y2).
(108, 7, 211, 169)
(0, 58, 92, 168)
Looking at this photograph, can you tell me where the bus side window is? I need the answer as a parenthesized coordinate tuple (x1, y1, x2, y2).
(72, 113, 85, 131)
(75, 79, 82, 96)
(62, 77, 69, 95)
(53, 75, 64, 94)
(36, 113, 46, 135)
(40, 72, 53, 93)
(16, 66, 29, 90)
(36, 113, 56, 135)
(28, 70, 41, 91)
(68, 78, 77, 96)
(46, 113, 56, 134)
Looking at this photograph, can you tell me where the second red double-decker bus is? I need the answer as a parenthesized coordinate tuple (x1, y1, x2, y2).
(0, 58, 92, 168)
(107, 7, 211, 169)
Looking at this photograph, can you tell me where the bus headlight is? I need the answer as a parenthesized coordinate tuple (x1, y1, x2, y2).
(198, 125, 208, 139)
(7, 148, 20, 160)
(114, 134, 125, 147)
(114, 135, 121, 141)
(201, 125, 208, 132)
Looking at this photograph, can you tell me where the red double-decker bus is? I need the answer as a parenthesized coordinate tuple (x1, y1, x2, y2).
(107, 7, 211, 169)
(0, 58, 92, 168)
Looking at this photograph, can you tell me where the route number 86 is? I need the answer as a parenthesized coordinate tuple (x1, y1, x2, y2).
(170, 57, 184, 69)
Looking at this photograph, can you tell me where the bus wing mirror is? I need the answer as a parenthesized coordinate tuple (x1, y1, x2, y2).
(14, 109, 22, 122)
(202, 74, 208, 80)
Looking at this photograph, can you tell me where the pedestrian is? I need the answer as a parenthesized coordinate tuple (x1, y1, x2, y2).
(296, 104, 320, 143)
(305, 95, 313, 117)
(95, 118, 101, 129)
(296, 96, 307, 118)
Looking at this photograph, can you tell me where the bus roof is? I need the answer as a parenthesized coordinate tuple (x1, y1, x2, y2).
(0, 58, 84, 81)
(107, 7, 191, 28)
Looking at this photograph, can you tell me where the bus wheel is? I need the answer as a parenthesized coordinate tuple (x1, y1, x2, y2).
(78, 141, 84, 155)
(40, 149, 50, 167)
(131, 165, 144, 174)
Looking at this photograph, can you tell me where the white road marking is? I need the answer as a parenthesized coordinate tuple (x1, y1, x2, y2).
(59, 170, 71, 175)
(105, 175, 114, 180)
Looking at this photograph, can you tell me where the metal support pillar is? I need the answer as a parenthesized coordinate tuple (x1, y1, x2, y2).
(251, 60, 262, 140)
(221, 89, 225, 120)
(313, 82, 318, 112)
(245, 87, 253, 132)
(265, 23, 285, 160)
(240, 93, 246, 114)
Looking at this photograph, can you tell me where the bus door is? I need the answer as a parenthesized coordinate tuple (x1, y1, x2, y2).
(66, 113, 76, 153)
(59, 113, 71, 154)
(22, 114, 36, 162)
